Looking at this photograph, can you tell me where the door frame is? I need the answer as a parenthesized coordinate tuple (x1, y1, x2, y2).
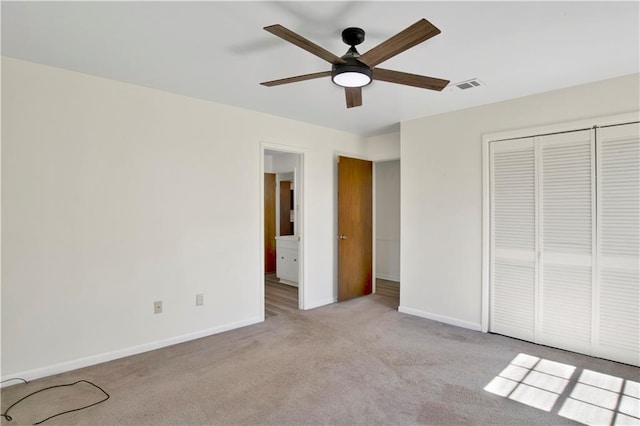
(481, 111, 639, 333)
(259, 141, 306, 319)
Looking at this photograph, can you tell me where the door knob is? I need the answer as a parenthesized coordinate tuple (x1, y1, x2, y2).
(338, 235, 347, 240)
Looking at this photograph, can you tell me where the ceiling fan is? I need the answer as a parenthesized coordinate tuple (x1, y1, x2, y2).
(260, 19, 450, 108)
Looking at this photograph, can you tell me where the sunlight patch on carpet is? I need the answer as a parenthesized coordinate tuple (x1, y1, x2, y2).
(484, 353, 640, 425)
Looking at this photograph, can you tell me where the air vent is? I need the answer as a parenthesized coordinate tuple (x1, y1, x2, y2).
(451, 78, 484, 91)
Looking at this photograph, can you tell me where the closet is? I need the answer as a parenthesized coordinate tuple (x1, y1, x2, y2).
(489, 121, 639, 366)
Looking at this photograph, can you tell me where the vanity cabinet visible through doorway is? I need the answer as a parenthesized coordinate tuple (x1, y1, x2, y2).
(275, 236, 299, 286)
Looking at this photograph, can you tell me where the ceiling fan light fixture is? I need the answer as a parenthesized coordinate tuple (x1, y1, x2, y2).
(261, 20, 450, 108)
(331, 64, 372, 88)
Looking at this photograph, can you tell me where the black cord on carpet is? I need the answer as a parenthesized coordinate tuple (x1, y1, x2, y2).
(1, 379, 109, 424)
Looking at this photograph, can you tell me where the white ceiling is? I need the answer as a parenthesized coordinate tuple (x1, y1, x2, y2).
(2, 1, 638, 136)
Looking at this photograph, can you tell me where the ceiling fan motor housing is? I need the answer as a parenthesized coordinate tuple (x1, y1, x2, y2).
(341, 27, 365, 46)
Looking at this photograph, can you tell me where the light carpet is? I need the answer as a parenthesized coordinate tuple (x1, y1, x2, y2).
(2, 291, 638, 425)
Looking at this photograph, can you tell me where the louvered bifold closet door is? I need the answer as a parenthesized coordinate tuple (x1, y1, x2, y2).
(595, 123, 640, 366)
(538, 130, 595, 354)
(490, 138, 537, 341)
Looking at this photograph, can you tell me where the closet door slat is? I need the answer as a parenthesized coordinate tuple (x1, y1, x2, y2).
(595, 123, 640, 366)
(538, 130, 594, 354)
(490, 139, 536, 341)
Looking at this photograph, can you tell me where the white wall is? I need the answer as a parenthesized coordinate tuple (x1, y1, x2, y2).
(367, 132, 400, 161)
(270, 152, 298, 174)
(375, 160, 400, 282)
(1, 57, 366, 378)
(263, 154, 274, 173)
(400, 72, 640, 330)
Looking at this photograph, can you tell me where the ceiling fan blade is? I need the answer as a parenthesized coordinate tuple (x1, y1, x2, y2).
(261, 71, 331, 87)
(345, 87, 362, 108)
(358, 19, 441, 68)
(372, 68, 449, 91)
(264, 24, 347, 65)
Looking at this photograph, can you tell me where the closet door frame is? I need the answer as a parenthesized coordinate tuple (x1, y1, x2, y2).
(481, 111, 639, 333)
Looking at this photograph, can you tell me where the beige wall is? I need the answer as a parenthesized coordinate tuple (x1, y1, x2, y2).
(367, 132, 400, 161)
(400, 73, 640, 329)
(1, 57, 366, 378)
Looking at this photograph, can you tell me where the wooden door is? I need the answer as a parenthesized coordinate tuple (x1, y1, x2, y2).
(338, 156, 373, 301)
(280, 180, 293, 236)
(264, 173, 276, 273)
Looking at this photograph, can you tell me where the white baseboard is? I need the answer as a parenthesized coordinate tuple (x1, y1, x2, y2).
(279, 279, 298, 287)
(398, 306, 482, 332)
(376, 274, 400, 282)
(1, 316, 262, 386)
(304, 297, 336, 310)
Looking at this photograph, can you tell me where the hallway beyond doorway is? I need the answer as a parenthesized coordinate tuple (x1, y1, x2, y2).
(265, 274, 298, 317)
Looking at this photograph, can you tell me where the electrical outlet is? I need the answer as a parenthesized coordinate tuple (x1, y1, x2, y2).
(154, 300, 162, 314)
(196, 294, 204, 306)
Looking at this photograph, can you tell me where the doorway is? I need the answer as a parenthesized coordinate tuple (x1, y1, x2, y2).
(335, 156, 400, 308)
(261, 146, 304, 319)
(374, 159, 401, 308)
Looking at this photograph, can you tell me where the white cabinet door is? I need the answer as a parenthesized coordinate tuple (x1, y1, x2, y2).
(490, 138, 537, 342)
(276, 242, 298, 285)
(276, 250, 288, 279)
(288, 250, 298, 283)
(276, 248, 292, 281)
(595, 123, 640, 365)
